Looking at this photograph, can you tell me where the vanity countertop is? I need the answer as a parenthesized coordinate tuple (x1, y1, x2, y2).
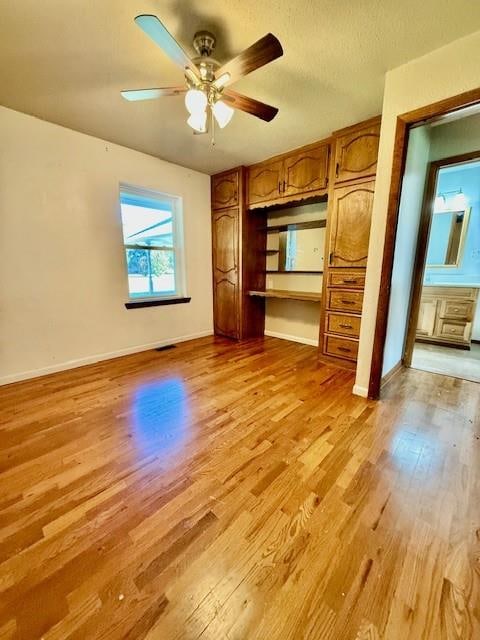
(423, 283, 480, 288)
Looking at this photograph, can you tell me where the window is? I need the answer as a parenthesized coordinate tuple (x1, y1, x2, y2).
(119, 185, 185, 302)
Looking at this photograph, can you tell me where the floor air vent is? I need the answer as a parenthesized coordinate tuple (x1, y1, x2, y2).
(155, 344, 176, 352)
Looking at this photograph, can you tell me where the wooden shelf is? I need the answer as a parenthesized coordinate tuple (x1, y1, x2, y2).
(248, 289, 322, 302)
(265, 270, 323, 274)
(264, 220, 327, 233)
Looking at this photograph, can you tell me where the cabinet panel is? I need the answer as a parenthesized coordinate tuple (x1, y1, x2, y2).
(324, 335, 359, 361)
(248, 160, 283, 205)
(327, 270, 366, 289)
(435, 319, 469, 342)
(326, 313, 361, 338)
(328, 182, 374, 268)
(212, 208, 239, 338)
(212, 170, 239, 210)
(328, 289, 364, 313)
(440, 299, 474, 320)
(334, 124, 380, 184)
(416, 298, 438, 337)
(283, 143, 329, 197)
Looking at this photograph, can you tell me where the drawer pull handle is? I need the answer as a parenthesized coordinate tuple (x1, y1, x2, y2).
(339, 323, 353, 329)
(343, 278, 358, 283)
(341, 299, 355, 305)
(449, 328, 457, 333)
(338, 346, 351, 353)
(453, 307, 459, 312)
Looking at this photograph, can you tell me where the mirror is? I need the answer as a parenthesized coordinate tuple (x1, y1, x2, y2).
(278, 226, 324, 272)
(426, 208, 470, 267)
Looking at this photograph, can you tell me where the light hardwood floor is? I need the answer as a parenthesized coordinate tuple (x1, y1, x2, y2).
(1, 336, 479, 639)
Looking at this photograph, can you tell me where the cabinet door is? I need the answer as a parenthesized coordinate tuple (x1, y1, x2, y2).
(248, 160, 283, 205)
(212, 170, 239, 210)
(334, 124, 380, 184)
(283, 143, 330, 197)
(416, 298, 438, 337)
(328, 181, 374, 268)
(212, 208, 240, 338)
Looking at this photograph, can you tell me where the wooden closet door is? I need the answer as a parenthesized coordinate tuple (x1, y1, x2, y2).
(328, 181, 375, 268)
(248, 160, 283, 205)
(211, 170, 239, 210)
(334, 124, 380, 184)
(283, 143, 329, 197)
(212, 208, 240, 338)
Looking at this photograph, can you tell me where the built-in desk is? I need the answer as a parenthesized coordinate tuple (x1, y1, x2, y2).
(248, 289, 322, 303)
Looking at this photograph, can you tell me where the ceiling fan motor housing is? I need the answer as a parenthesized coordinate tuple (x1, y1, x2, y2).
(193, 31, 216, 57)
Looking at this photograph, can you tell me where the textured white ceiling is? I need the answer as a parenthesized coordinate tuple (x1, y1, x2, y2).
(1, 0, 480, 174)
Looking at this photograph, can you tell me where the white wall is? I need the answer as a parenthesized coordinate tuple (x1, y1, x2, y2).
(0, 106, 212, 384)
(354, 29, 480, 397)
(430, 111, 480, 160)
(381, 126, 431, 376)
(264, 202, 326, 346)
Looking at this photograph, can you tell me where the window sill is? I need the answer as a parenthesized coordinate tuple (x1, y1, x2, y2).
(125, 297, 191, 309)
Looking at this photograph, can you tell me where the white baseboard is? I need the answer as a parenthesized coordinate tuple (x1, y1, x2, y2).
(264, 330, 319, 347)
(0, 330, 213, 386)
(352, 384, 368, 398)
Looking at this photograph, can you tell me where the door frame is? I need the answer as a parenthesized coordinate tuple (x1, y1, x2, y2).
(367, 87, 480, 399)
(403, 150, 480, 367)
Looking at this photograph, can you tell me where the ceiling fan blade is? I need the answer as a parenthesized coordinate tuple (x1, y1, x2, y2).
(223, 89, 279, 122)
(215, 33, 283, 86)
(134, 14, 199, 76)
(121, 87, 186, 101)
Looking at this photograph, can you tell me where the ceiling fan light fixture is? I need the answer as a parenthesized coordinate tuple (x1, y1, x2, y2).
(187, 110, 207, 133)
(212, 100, 234, 128)
(185, 88, 207, 115)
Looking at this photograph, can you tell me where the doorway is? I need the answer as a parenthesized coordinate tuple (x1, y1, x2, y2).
(406, 153, 480, 383)
(375, 106, 480, 394)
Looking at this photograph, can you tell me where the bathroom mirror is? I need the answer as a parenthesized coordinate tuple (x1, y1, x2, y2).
(426, 207, 470, 267)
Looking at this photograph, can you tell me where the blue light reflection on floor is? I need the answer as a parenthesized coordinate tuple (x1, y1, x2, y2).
(131, 378, 190, 458)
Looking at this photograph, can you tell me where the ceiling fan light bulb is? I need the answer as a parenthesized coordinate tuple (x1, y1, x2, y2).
(187, 111, 207, 133)
(185, 89, 207, 115)
(212, 100, 234, 128)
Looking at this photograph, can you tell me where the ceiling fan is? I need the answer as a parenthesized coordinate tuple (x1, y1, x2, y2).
(121, 15, 283, 135)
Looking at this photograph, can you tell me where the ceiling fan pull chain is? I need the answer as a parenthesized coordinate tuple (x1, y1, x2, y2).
(211, 108, 216, 147)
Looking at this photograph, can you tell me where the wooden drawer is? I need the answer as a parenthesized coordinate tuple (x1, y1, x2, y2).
(436, 319, 469, 342)
(326, 312, 361, 338)
(440, 299, 474, 320)
(328, 289, 364, 313)
(324, 335, 359, 361)
(328, 270, 365, 289)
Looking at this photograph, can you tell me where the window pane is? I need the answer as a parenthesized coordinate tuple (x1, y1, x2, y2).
(125, 249, 175, 298)
(120, 203, 173, 247)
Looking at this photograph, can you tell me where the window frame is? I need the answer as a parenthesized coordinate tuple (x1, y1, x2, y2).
(119, 183, 187, 304)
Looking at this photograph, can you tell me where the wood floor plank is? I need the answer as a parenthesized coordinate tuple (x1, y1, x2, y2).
(0, 336, 479, 639)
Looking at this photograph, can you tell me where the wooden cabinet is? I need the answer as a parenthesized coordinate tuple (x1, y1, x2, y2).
(212, 208, 239, 338)
(320, 116, 381, 367)
(211, 170, 239, 210)
(283, 144, 329, 197)
(247, 141, 330, 208)
(416, 286, 478, 348)
(328, 181, 374, 268)
(334, 122, 381, 184)
(211, 167, 266, 341)
(248, 160, 283, 205)
(416, 298, 438, 337)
